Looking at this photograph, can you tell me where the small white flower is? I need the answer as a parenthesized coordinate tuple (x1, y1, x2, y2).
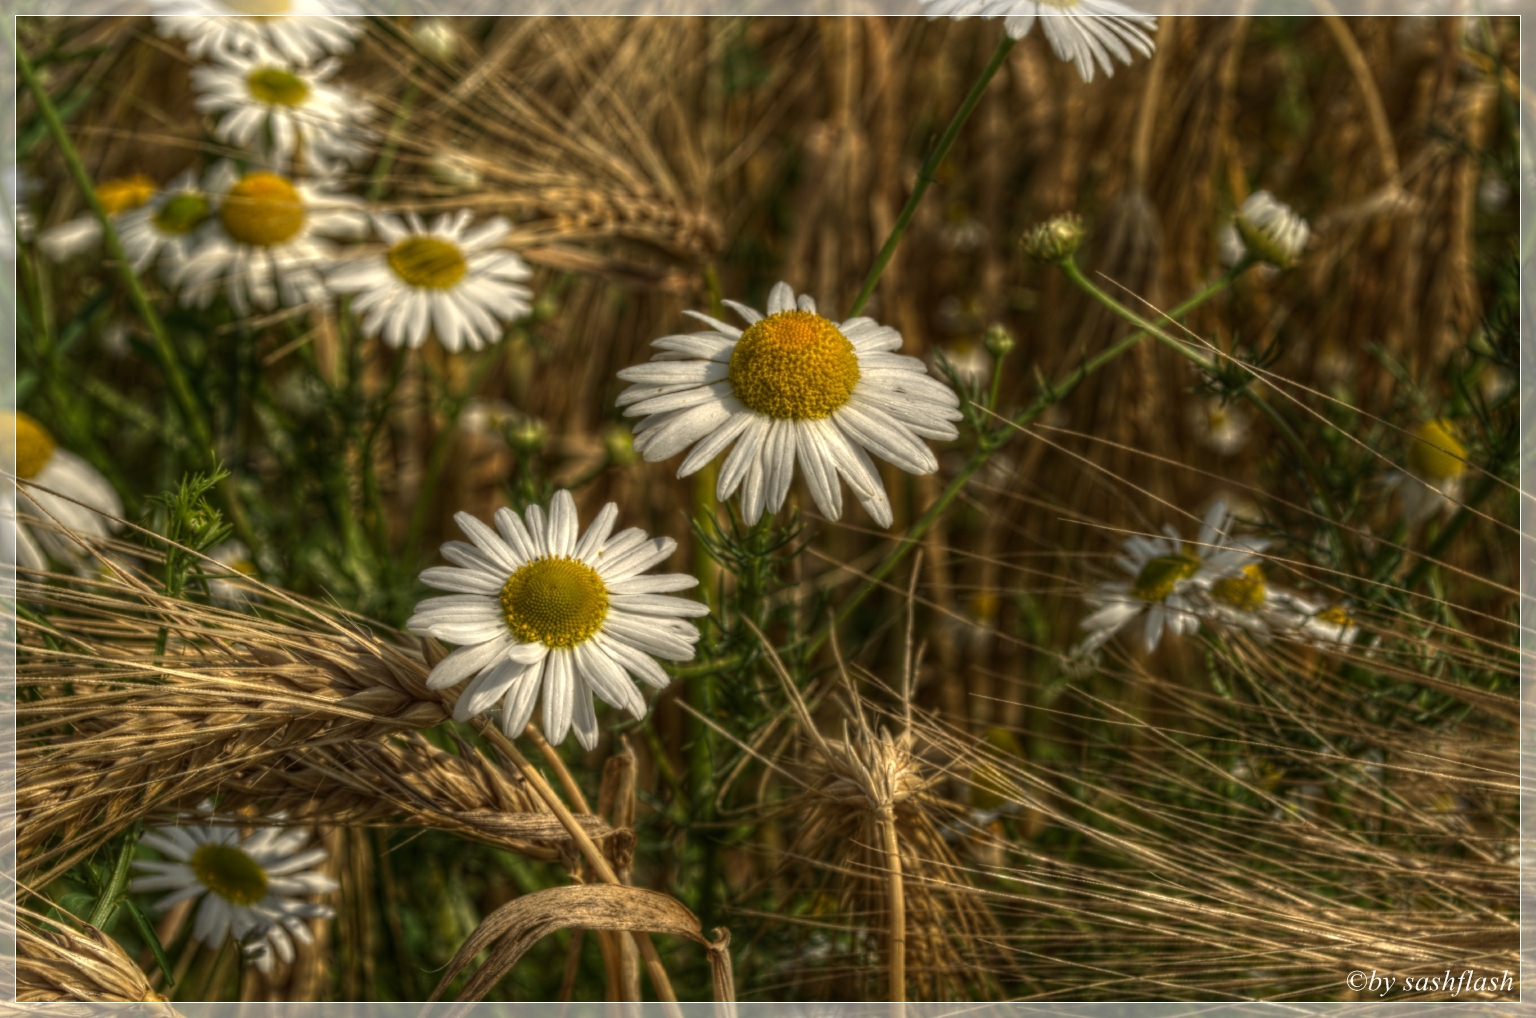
(408, 491, 709, 751)
(117, 169, 215, 281)
(616, 281, 962, 529)
(152, 0, 363, 65)
(923, 0, 1156, 82)
(191, 50, 369, 174)
(1188, 398, 1249, 456)
(1075, 501, 1263, 655)
(5, 411, 122, 574)
(327, 211, 533, 353)
(36, 175, 157, 262)
(1387, 419, 1467, 525)
(1281, 594, 1360, 648)
(205, 540, 260, 609)
(131, 816, 337, 974)
(177, 167, 365, 314)
(1233, 190, 1310, 268)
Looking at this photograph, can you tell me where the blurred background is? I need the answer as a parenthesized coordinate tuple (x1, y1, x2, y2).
(14, 13, 1520, 1003)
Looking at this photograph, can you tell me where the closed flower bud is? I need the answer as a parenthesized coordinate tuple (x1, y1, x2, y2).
(1021, 214, 1084, 264)
(983, 323, 1015, 358)
(1234, 191, 1310, 269)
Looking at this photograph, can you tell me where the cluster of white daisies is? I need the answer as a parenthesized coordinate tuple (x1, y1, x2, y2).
(38, 6, 532, 354)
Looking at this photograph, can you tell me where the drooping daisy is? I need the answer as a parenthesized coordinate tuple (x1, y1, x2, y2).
(923, 0, 1156, 82)
(1075, 501, 1263, 655)
(1233, 191, 1310, 269)
(1188, 398, 1249, 456)
(407, 491, 709, 750)
(130, 818, 337, 974)
(326, 211, 534, 352)
(190, 50, 369, 175)
(116, 169, 214, 281)
(36, 175, 156, 263)
(1387, 419, 1467, 525)
(4, 412, 122, 573)
(176, 169, 365, 314)
(152, 0, 363, 65)
(616, 282, 962, 529)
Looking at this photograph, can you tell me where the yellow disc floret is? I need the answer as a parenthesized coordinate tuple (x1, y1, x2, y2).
(1317, 605, 1354, 627)
(1131, 551, 1201, 603)
(98, 175, 156, 217)
(4, 412, 57, 480)
(225, 0, 293, 13)
(1212, 564, 1266, 612)
(190, 843, 268, 906)
(500, 557, 609, 649)
(155, 192, 210, 235)
(220, 172, 305, 247)
(1408, 419, 1466, 484)
(729, 310, 861, 420)
(387, 236, 469, 290)
(246, 66, 310, 107)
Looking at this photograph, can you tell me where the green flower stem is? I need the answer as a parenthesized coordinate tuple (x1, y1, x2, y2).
(670, 267, 1245, 678)
(847, 35, 1015, 318)
(367, 75, 420, 202)
(88, 830, 138, 930)
(17, 47, 257, 553)
(1058, 254, 1358, 573)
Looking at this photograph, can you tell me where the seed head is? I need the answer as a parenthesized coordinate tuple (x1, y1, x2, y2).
(1020, 214, 1084, 263)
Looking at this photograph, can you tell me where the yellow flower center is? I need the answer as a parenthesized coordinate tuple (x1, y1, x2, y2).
(154, 193, 210, 236)
(224, 0, 293, 13)
(1317, 605, 1354, 627)
(246, 66, 310, 107)
(728, 310, 861, 420)
(500, 557, 609, 649)
(1408, 419, 1466, 483)
(98, 175, 156, 217)
(230, 558, 258, 576)
(4, 412, 57, 480)
(220, 173, 305, 248)
(1212, 564, 1266, 612)
(190, 842, 268, 906)
(387, 236, 468, 290)
(1131, 552, 1201, 603)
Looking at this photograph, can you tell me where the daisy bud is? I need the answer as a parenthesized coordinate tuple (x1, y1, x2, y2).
(509, 417, 549, 456)
(1021, 214, 1084, 264)
(983, 323, 1015, 359)
(426, 152, 483, 193)
(1233, 191, 1310, 269)
(413, 17, 460, 62)
(603, 423, 638, 467)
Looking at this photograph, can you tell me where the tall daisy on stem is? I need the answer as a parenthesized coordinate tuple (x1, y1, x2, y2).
(408, 491, 708, 750)
(922, 0, 1157, 82)
(152, 0, 364, 64)
(327, 211, 534, 352)
(617, 282, 962, 528)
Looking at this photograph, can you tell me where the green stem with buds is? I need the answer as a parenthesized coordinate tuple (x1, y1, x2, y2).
(17, 47, 257, 553)
(847, 36, 1015, 318)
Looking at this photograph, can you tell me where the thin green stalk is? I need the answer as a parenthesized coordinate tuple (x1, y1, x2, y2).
(88, 832, 137, 930)
(1057, 258, 1215, 370)
(847, 36, 1015, 318)
(1402, 471, 1501, 592)
(672, 265, 1246, 676)
(17, 47, 257, 553)
(367, 76, 420, 202)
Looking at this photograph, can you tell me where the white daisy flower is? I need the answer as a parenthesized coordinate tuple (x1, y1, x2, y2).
(1188, 398, 1249, 456)
(130, 817, 337, 974)
(190, 50, 369, 175)
(1075, 501, 1263, 655)
(923, 0, 1156, 82)
(116, 169, 214, 281)
(1295, 601, 1360, 648)
(616, 282, 963, 529)
(407, 490, 709, 751)
(931, 338, 992, 391)
(176, 168, 365, 314)
(205, 540, 260, 609)
(152, 0, 363, 65)
(5, 411, 122, 573)
(36, 175, 156, 263)
(326, 211, 534, 353)
(1387, 419, 1467, 525)
(1233, 190, 1310, 269)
